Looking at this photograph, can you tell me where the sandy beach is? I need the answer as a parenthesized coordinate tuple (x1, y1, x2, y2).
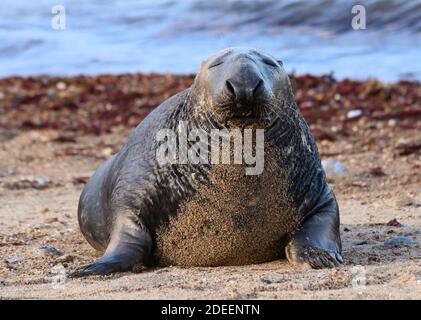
(0, 74, 420, 299)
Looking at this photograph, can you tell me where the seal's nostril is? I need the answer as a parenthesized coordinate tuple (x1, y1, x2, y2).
(225, 80, 236, 97)
(253, 79, 264, 97)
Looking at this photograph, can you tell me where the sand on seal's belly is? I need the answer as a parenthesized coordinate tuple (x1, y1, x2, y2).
(155, 145, 301, 266)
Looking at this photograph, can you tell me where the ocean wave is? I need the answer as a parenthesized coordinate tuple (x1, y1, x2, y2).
(0, 0, 420, 80)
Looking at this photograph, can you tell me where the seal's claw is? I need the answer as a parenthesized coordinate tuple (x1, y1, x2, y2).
(286, 245, 343, 269)
(335, 252, 344, 264)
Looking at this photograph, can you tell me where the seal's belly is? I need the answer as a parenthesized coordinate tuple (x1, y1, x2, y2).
(154, 147, 301, 266)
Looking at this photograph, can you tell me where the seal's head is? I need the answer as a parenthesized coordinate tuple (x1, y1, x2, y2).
(192, 47, 293, 126)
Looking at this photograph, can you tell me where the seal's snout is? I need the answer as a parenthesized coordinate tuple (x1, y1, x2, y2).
(197, 47, 285, 124)
(225, 76, 264, 105)
(221, 63, 268, 121)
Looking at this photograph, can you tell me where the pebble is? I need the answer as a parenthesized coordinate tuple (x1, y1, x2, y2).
(384, 236, 416, 246)
(45, 217, 59, 224)
(322, 159, 348, 179)
(6, 256, 25, 264)
(354, 240, 368, 246)
(201, 278, 209, 286)
(155, 268, 169, 274)
(101, 147, 114, 157)
(56, 81, 67, 90)
(57, 254, 76, 263)
(386, 218, 402, 227)
(393, 196, 414, 208)
(34, 177, 50, 187)
(347, 109, 363, 119)
(34, 246, 64, 257)
(5, 176, 53, 190)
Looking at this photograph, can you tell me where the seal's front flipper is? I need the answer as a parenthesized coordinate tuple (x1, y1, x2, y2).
(72, 216, 152, 277)
(286, 244, 343, 269)
(286, 190, 343, 269)
(71, 254, 136, 276)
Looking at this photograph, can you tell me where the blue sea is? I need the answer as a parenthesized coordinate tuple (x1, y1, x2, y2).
(0, 0, 420, 81)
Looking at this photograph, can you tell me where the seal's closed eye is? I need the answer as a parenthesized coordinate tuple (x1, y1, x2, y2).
(261, 57, 277, 67)
(208, 49, 232, 69)
(208, 59, 224, 69)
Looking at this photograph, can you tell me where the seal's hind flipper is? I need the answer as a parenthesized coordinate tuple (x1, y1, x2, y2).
(71, 255, 132, 277)
(72, 215, 152, 277)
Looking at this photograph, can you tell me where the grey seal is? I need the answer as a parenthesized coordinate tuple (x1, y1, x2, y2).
(73, 47, 342, 276)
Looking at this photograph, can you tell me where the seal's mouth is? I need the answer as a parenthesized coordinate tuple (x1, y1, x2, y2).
(229, 115, 271, 122)
(224, 114, 272, 127)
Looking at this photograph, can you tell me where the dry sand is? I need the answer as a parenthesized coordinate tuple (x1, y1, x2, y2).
(0, 125, 420, 300)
